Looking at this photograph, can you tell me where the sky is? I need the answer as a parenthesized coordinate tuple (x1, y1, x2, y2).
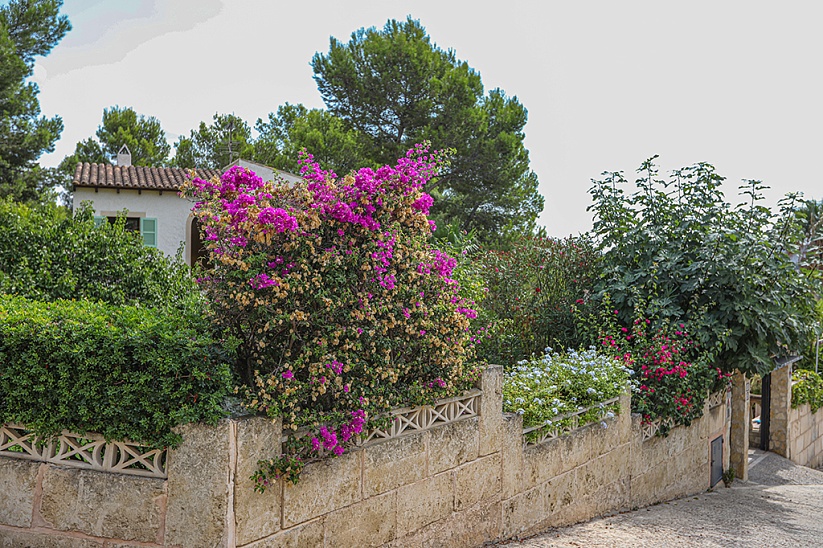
(30, 0, 823, 236)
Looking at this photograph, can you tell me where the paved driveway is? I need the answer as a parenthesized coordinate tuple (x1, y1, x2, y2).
(502, 449, 823, 547)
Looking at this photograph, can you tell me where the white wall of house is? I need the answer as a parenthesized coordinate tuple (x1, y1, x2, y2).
(74, 187, 196, 264)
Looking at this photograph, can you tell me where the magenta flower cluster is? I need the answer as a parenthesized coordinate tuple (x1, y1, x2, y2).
(188, 166, 299, 261)
(310, 409, 367, 457)
(258, 207, 298, 232)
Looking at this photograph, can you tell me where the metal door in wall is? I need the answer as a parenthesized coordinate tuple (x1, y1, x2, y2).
(760, 373, 771, 451)
(710, 436, 723, 487)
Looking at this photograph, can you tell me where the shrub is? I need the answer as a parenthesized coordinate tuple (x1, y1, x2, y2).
(0, 296, 232, 447)
(589, 159, 819, 377)
(606, 318, 728, 434)
(0, 198, 198, 308)
(503, 347, 628, 443)
(472, 235, 600, 366)
(180, 144, 479, 478)
(792, 369, 823, 412)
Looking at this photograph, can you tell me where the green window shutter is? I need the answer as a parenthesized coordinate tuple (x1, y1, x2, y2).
(141, 218, 157, 247)
(94, 216, 105, 227)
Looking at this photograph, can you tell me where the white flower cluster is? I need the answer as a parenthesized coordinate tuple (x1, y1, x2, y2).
(503, 346, 628, 435)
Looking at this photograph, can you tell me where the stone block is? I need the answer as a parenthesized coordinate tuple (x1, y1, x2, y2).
(0, 459, 40, 527)
(547, 477, 595, 529)
(455, 452, 501, 510)
(501, 414, 524, 499)
(363, 432, 426, 497)
(522, 438, 563, 491)
(660, 462, 705, 500)
(396, 471, 453, 535)
(428, 417, 479, 475)
(590, 476, 630, 516)
(575, 449, 626, 499)
(282, 449, 361, 527)
(395, 499, 500, 547)
(234, 416, 282, 545)
(558, 424, 592, 473)
(543, 469, 577, 516)
(478, 365, 504, 456)
(323, 491, 396, 547)
(39, 467, 164, 544)
(501, 484, 545, 538)
(629, 461, 668, 509)
(618, 393, 633, 444)
(633, 428, 670, 477)
(165, 420, 233, 547)
(589, 414, 622, 458)
(243, 518, 324, 548)
(0, 530, 103, 548)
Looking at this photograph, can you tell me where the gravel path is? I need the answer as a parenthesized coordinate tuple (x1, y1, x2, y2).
(501, 449, 823, 547)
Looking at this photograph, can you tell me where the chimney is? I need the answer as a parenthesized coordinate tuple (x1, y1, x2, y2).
(117, 144, 132, 167)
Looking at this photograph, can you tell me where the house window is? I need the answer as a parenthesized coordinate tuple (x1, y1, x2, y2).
(94, 216, 158, 248)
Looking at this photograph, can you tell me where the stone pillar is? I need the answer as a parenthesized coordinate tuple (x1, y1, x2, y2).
(477, 364, 504, 457)
(165, 419, 236, 547)
(769, 365, 793, 458)
(729, 371, 750, 481)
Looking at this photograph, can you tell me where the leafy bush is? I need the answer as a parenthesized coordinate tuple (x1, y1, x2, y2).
(0, 296, 232, 447)
(605, 318, 728, 434)
(589, 159, 819, 377)
(472, 235, 600, 365)
(503, 347, 628, 442)
(792, 369, 823, 412)
(0, 199, 197, 308)
(180, 144, 479, 477)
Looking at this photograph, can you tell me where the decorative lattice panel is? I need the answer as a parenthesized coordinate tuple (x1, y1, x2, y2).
(282, 389, 483, 449)
(0, 424, 167, 479)
(640, 417, 675, 442)
(707, 390, 726, 410)
(362, 389, 481, 444)
(522, 396, 621, 446)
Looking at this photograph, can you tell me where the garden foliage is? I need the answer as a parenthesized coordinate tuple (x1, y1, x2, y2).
(792, 369, 823, 413)
(0, 296, 231, 447)
(468, 235, 599, 365)
(503, 347, 628, 443)
(0, 199, 198, 308)
(603, 316, 729, 434)
(589, 158, 819, 377)
(181, 144, 479, 482)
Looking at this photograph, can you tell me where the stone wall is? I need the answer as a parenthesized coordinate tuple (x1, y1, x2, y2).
(787, 403, 823, 469)
(0, 367, 730, 548)
(766, 366, 823, 469)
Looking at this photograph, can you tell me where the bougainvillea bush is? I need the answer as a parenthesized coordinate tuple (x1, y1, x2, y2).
(605, 318, 729, 435)
(503, 347, 628, 443)
(181, 144, 479, 485)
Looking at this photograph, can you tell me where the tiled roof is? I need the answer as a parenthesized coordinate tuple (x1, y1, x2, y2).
(72, 163, 223, 191)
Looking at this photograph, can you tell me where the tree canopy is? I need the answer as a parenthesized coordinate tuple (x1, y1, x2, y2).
(253, 103, 369, 176)
(589, 157, 819, 377)
(60, 106, 170, 170)
(172, 113, 253, 169)
(310, 17, 544, 238)
(0, 0, 69, 203)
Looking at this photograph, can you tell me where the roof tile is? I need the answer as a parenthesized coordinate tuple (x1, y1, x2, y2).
(72, 163, 223, 191)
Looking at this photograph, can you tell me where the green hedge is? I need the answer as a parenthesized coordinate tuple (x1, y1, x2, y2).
(0, 296, 232, 447)
(792, 369, 823, 413)
(0, 199, 197, 308)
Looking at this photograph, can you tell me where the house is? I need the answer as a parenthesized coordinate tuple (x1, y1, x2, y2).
(72, 147, 301, 265)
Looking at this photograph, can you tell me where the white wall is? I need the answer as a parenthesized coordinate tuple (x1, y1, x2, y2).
(74, 188, 196, 264)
